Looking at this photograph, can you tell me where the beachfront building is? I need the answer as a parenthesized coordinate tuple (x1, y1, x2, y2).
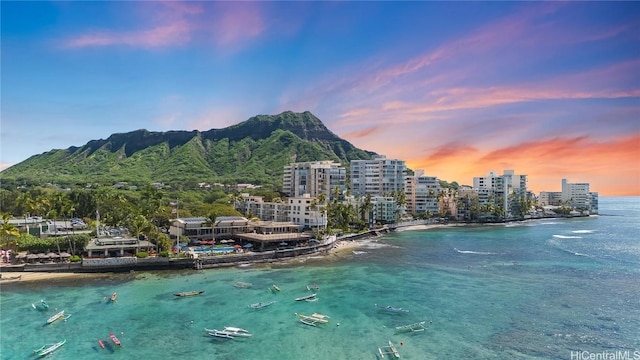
(405, 170, 441, 216)
(283, 161, 346, 200)
(350, 156, 406, 197)
(234, 193, 326, 230)
(235, 221, 310, 251)
(169, 216, 252, 243)
(538, 179, 598, 214)
(235, 194, 290, 222)
(371, 196, 398, 224)
(473, 170, 529, 219)
(85, 236, 156, 258)
(288, 194, 327, 230)
(538, 191, 563, 207)
(169, 216, 308, 250)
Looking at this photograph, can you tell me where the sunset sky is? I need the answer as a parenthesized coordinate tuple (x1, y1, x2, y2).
(1, 2, 639, 195)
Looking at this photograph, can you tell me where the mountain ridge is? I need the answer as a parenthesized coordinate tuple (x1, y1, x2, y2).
(1, 111, 377, 189)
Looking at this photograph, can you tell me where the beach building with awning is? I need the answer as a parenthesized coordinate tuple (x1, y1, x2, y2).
(235, 221, 309, 251)
(84, 237, 156, 258)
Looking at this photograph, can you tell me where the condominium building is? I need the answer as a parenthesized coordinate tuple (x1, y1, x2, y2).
(350, 156, 406, 197)
(473, 170, 528, 218)
(372, 196, 399, 224)
(404, 170, 441, 215)
(540, 179, 598, 214)
(236, 194, 290, 222)
(288, 195, 327, 230)
(283, 161, 346, 200)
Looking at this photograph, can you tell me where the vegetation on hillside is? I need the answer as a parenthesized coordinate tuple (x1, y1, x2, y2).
(1, 111, 375, 189)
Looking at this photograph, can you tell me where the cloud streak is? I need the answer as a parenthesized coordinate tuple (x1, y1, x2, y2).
(63, 2, 268, 50)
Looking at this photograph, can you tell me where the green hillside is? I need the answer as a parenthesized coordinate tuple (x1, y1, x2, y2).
(1, 111, 376, 189)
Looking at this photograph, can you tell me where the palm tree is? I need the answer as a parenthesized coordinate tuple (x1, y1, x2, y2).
(0, 213, 20, 250)
(140, 185, 164, 244)
(360, 194, 373, 229)
(130, 214, 151, 254)
(204, 212, 218, 243)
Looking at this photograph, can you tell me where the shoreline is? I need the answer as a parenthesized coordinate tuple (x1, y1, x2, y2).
(0, 218, 584, 284)
(0, 271, 109, 284)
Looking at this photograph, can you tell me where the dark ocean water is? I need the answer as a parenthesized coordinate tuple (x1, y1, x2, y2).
(1, 197, 638, 359)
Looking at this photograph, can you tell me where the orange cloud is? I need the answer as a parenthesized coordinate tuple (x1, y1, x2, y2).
(343, 126, 383, 139)
(405, 134, 640, 196)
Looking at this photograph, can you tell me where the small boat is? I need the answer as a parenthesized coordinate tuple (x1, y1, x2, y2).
(310, 313, 330, 321)
(395, 321, 426, 333)
(375, 303, 409, 313)
(248, 301, 276, 309)
(33, 339, 65, 357)
(221, 326, 252, 337)
(47, 310, 71, 324)
(296, 312, 330, 326)
(294, 293, 317, 301)
(234, 281, 252, 288)
(32, 299, 49, 311)
(204, 327, 252, 339)
(378, 340, 400, 359)
(110, 332, 121, 346)
(174, 290, 205, 297)
(267, 284, 280, 293)
(98, 339, 105, 349)
(207, 330, 234, 339)
(110, 292, 117, 302)
(306, 283, 319, 291)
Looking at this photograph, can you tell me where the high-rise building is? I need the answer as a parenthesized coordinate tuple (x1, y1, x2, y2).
(473, 170, 528, 218)
(283, 161, 346, 199)
(561, 179, 598, 213)
(405, 170, 440, 215)
(350, 156, 406, 197)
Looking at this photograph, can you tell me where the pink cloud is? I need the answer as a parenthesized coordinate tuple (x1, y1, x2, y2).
(209, 2, 266, 47)
(63, 2, 267, 50)
(66, 21, 193, 48)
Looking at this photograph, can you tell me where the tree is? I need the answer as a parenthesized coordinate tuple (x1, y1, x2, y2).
(205, 212, 218, 242)
(0, 213, 20, 250)
(359, 194, 373, 229)
(130, 214, 151, 254)
(140, 185, 165, 242)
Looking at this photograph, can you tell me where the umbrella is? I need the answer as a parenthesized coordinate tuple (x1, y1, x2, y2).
(309, 239, 319, 243)
(37, 253, 48, 259)
(279, 242, 288, 246)
(26, 254, 38, 260)
(220, 240, 230, 244)
(233, 244, 242, 249)
(243, 243, 253, 248)
(16, 253, 27, 259)
(46, 252, 57, 258)
(60, 252, 71, 258)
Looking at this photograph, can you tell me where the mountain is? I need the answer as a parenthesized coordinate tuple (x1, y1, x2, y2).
(0, 111, 377, 188)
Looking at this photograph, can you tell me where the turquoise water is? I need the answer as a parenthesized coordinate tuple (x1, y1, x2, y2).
(1, 197, 639, 359)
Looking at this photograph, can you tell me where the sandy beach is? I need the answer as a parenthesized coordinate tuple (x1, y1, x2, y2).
(0, 227, 429, 284)
(0, 271, 107, 284)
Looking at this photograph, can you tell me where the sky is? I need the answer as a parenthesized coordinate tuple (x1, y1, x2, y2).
(1, 1, 639, 196)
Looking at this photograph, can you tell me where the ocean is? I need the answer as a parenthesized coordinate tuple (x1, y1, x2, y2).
(1, 197, 638, 360)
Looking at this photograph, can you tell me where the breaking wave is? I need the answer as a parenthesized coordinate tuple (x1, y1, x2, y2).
(454, 248, 498, 255)
(552, 235, 582, 239)
(571, 230, 595, 234)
